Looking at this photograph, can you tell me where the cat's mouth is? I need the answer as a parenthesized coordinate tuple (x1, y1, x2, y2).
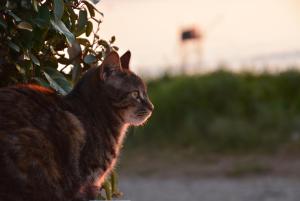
(123, 108, 152, 126)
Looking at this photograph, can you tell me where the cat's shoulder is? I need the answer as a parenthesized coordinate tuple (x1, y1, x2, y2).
(0, 84, 55, 95)
(0, 84, 59, 102)
(18, 84, 55, 94)
(0, 84, 65, 116)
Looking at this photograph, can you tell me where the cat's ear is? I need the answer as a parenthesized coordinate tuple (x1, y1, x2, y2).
(100, 51, 121, 80)
(120, 50, 131, 70)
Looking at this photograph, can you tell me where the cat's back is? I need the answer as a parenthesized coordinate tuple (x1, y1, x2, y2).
(0, 84, 64, 129)
(0, 84, 85, 149)
(0, 85, 86, 201)
(0, 84, 60, 109)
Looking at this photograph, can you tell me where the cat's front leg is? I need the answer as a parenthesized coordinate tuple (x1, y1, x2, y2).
(85, 185, 102, 200)
(74, 184, 101, 201)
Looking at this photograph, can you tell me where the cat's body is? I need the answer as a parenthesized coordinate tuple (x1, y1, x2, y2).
(0, 51, 153, 201)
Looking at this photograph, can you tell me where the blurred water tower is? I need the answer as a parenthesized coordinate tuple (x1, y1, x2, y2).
(179, 26, 203, 73)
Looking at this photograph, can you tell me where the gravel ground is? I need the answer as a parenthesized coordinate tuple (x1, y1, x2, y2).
(119, 176, 300, 201)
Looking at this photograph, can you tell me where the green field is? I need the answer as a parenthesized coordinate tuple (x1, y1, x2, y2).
(125, 70, 300, 154)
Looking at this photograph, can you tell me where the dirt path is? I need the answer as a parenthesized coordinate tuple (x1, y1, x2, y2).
(119, 176, 300, 201)
(117, 152, 300, 201)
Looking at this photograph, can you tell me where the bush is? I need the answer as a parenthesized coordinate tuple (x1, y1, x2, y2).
(0, 0, 117, 93)
(127, 70, 300, 154)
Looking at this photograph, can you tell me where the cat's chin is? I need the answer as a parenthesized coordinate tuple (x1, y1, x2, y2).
(130, 119, 147, 126)
(124, 113, 151, 126)
(127, 118, 147, 126)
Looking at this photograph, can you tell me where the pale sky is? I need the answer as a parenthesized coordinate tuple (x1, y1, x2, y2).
(97, 0, 300, 76)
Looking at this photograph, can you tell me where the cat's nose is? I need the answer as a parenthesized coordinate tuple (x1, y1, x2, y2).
(146, 100, 154, 112)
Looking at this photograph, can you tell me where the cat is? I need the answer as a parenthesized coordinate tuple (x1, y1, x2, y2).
(0, 50, 154, 201)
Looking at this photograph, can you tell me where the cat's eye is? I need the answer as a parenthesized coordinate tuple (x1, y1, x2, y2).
(131, 91, 139, 99)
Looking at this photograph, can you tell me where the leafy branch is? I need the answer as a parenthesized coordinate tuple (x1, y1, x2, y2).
(0, 0, 117, 94)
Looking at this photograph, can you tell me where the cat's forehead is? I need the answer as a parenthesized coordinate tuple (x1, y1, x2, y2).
(115, 71, 146, 90)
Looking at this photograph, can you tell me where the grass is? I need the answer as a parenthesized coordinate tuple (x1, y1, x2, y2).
(125, 70, 300, 154)
(226, 161, 272, 177)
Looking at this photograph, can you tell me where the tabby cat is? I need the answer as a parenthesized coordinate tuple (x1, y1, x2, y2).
(0, 51, 153, 201)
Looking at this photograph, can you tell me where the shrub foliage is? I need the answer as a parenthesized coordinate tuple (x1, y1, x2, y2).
(0, 0, 117, 94)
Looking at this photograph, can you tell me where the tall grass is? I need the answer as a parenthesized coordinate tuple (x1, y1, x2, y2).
(126, 70, 300, 154)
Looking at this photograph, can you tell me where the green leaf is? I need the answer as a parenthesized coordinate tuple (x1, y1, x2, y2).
(75, 28, 86, 37)
(7, 41, 20, 52)
(43, 67, 72, 95)
(65, 4, 77, 32)
(82, 0, 95, 17)
(21, 0, 31, 9)
(32, 77, 50, 87)
(17, 60, 33, 82)
(83, 0, 103, 16)
(18, 29, 34, 49)
(77, 9, 88, 34)
(71, 62, 81, 83)
(34, 5, 50, 28)
(89, 0, 101, 4)
(6, 1, 17, 9)
(0, 0, 5, 8)
(0, 18, 7, 29)
(57, 57, 70, 65)
(67, 42, 81, 60)
(98, 39, 109, 48)
(16, 64, 26, 75)
(54, 0, 64, 20)
(67, 42, 82, 83)
(17, 22, 33, 31)
(7, 11, 21, 22)
(33, 0, 39, 12)
(29, 52, 40, 66)
(51, 19, 75, 45)
(110, 36, 116, 44)
(84, 55, 97, 64)
(77, 38, 90, 46)
(44, 71, 67, 95)
(86, 21, 93, 36)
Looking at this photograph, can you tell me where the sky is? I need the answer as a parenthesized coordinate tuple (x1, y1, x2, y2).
(96, 0, 300, 76)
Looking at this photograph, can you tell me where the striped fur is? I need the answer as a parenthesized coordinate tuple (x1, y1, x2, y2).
(0, 51, 153, 201)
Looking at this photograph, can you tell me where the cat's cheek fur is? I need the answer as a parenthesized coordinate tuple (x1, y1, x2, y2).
(123, 110, 151, 126)
(122, 109, 142, 126)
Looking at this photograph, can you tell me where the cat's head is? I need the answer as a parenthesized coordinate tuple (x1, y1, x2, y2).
(99, 51, 154, 126)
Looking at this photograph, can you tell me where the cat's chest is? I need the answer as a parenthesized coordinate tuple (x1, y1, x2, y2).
(78, 152, 118, 198)
(90, 156, 118, 187)
(85, 125, 128, 187)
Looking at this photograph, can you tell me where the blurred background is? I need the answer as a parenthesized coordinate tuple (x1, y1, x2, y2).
(98, 0, 300, 201)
